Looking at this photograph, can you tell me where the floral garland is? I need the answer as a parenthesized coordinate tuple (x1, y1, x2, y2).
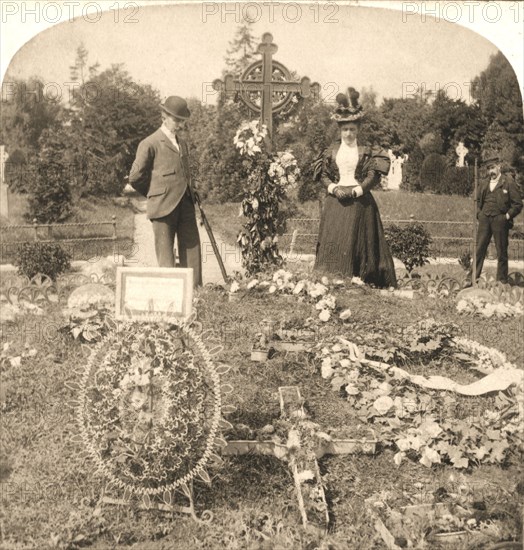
(234, 121, 300, 275)
(457, 296, 523, 318)
(74, 316, 231, 496)
(315, 332, 523, 470)
(230, 269, 360, 321)
(233, 120, 267, 157)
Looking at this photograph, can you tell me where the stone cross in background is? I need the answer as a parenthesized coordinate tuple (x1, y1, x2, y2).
(455, 141, 469, 167)
(213, 32, 320, 151)
(0, 145, 9, 219)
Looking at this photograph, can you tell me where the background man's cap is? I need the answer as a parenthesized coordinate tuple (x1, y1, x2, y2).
(160, 96, 190, 120)
(482, 155, 501, 167)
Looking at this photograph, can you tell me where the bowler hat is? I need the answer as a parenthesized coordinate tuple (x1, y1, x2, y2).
(160, 96, 190, 120)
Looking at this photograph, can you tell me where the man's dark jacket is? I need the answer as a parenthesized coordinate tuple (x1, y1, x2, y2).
(477, 174, 523, 226)
(129, 128, 195, 220)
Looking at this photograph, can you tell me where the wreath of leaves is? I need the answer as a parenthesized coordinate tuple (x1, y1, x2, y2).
(316, 323, 524, 470)
(76, 318, 225, 496)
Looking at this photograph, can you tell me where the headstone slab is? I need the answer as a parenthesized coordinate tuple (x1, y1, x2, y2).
(115, 267, 193, 320)
(67, 283, 115, 310)
(81, 255, 124, 279)
(455, 287, 497, 304)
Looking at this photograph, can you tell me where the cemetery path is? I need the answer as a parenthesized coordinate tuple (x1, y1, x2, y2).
(131, 197, 243, 285)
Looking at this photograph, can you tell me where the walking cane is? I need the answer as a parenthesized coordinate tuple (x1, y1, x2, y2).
(472, 158, 478, 287)
(194, 191, 230, 284)
(179, 146, 229, 284)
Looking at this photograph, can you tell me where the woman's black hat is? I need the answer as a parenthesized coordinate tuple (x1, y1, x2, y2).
(331, 87, 365, 123)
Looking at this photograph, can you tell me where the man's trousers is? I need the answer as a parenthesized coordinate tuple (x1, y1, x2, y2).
(475, 212, 510, 283)
(150, 193, 202, 287)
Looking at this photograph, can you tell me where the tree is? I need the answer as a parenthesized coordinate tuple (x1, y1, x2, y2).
(419, 132, 444, 156)
(27, 129, 73, 222)
(471, 51, 524, 178)
(200, 24, 260, 202)
(199, 100, 248, 202)
(360, 86, 378, 110)
(0, 76, 63, 190)
(185, 98, 217, 198)
(401, 144, 424, 192)
(69, 43, 100, 86)
(380, 97, 431, 152)
(62, 64, 161, 196)
(223, 23, 257, 76)
(275, 97, 334, 202)
(419, 153, 449, 193)
(424, 90, 485, 158)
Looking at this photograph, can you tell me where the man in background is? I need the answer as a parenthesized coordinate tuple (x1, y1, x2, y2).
(129, 96, 202, 287)
(473, 155, 522, 284)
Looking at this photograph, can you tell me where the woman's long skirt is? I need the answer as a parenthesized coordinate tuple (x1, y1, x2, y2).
(314, 193, 397, 288)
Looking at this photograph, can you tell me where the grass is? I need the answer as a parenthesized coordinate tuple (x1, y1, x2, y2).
(0, 193, 135, 264)
(203, 191, 524, 261)
(1, 270, 522, 549)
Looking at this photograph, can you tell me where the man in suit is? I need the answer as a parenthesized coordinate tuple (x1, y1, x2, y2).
(129, 96, 202, 287)
(473, 156, 523, 283)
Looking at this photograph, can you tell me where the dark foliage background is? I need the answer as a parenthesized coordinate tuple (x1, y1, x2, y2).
(1, 32, 523, 223)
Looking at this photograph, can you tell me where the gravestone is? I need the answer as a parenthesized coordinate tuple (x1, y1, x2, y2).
(213, 33, 320, 150)
(0, 145, 9, 218)
(387, 150, 404, 191)
(115, 266, 193, 320)
(455, 141, 468, 167)
(67, 283, 115, 310)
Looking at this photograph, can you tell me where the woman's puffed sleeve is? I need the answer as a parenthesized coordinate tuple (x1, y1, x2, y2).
(313, 147, 337, 193)
(360, 146, 391, 194)
(370, 147, 391, 176)
(312, 149, 325, 182)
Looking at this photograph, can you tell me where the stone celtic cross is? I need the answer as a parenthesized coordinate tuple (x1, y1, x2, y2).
(213, 32, 320, 150)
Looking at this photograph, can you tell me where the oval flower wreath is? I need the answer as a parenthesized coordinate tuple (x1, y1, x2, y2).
(76, 318, 230, 497)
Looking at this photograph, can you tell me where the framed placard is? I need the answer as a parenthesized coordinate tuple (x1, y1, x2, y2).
(115, 267, 193, 320)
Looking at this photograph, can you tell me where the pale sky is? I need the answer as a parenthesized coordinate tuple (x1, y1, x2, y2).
(1, 1, 522, 106)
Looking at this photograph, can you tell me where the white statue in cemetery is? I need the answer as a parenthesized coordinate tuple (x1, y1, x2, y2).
(455, 141, 468, 167)
(386, 149, 404, 191)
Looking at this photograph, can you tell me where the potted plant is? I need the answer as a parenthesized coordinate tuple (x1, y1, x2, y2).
(272, 319, 317, 352)
(251, 333, 270, 362)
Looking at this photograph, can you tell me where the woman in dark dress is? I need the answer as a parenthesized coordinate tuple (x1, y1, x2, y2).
(314, 87, 397, 288)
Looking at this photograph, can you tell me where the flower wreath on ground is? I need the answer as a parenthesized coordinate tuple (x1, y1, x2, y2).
(314, 323, 523, 470)
(74, 315, 233, 501)
(229, 269, 365, 322)
(234, 121, 300, 276)
(457, 296, 523, 318)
